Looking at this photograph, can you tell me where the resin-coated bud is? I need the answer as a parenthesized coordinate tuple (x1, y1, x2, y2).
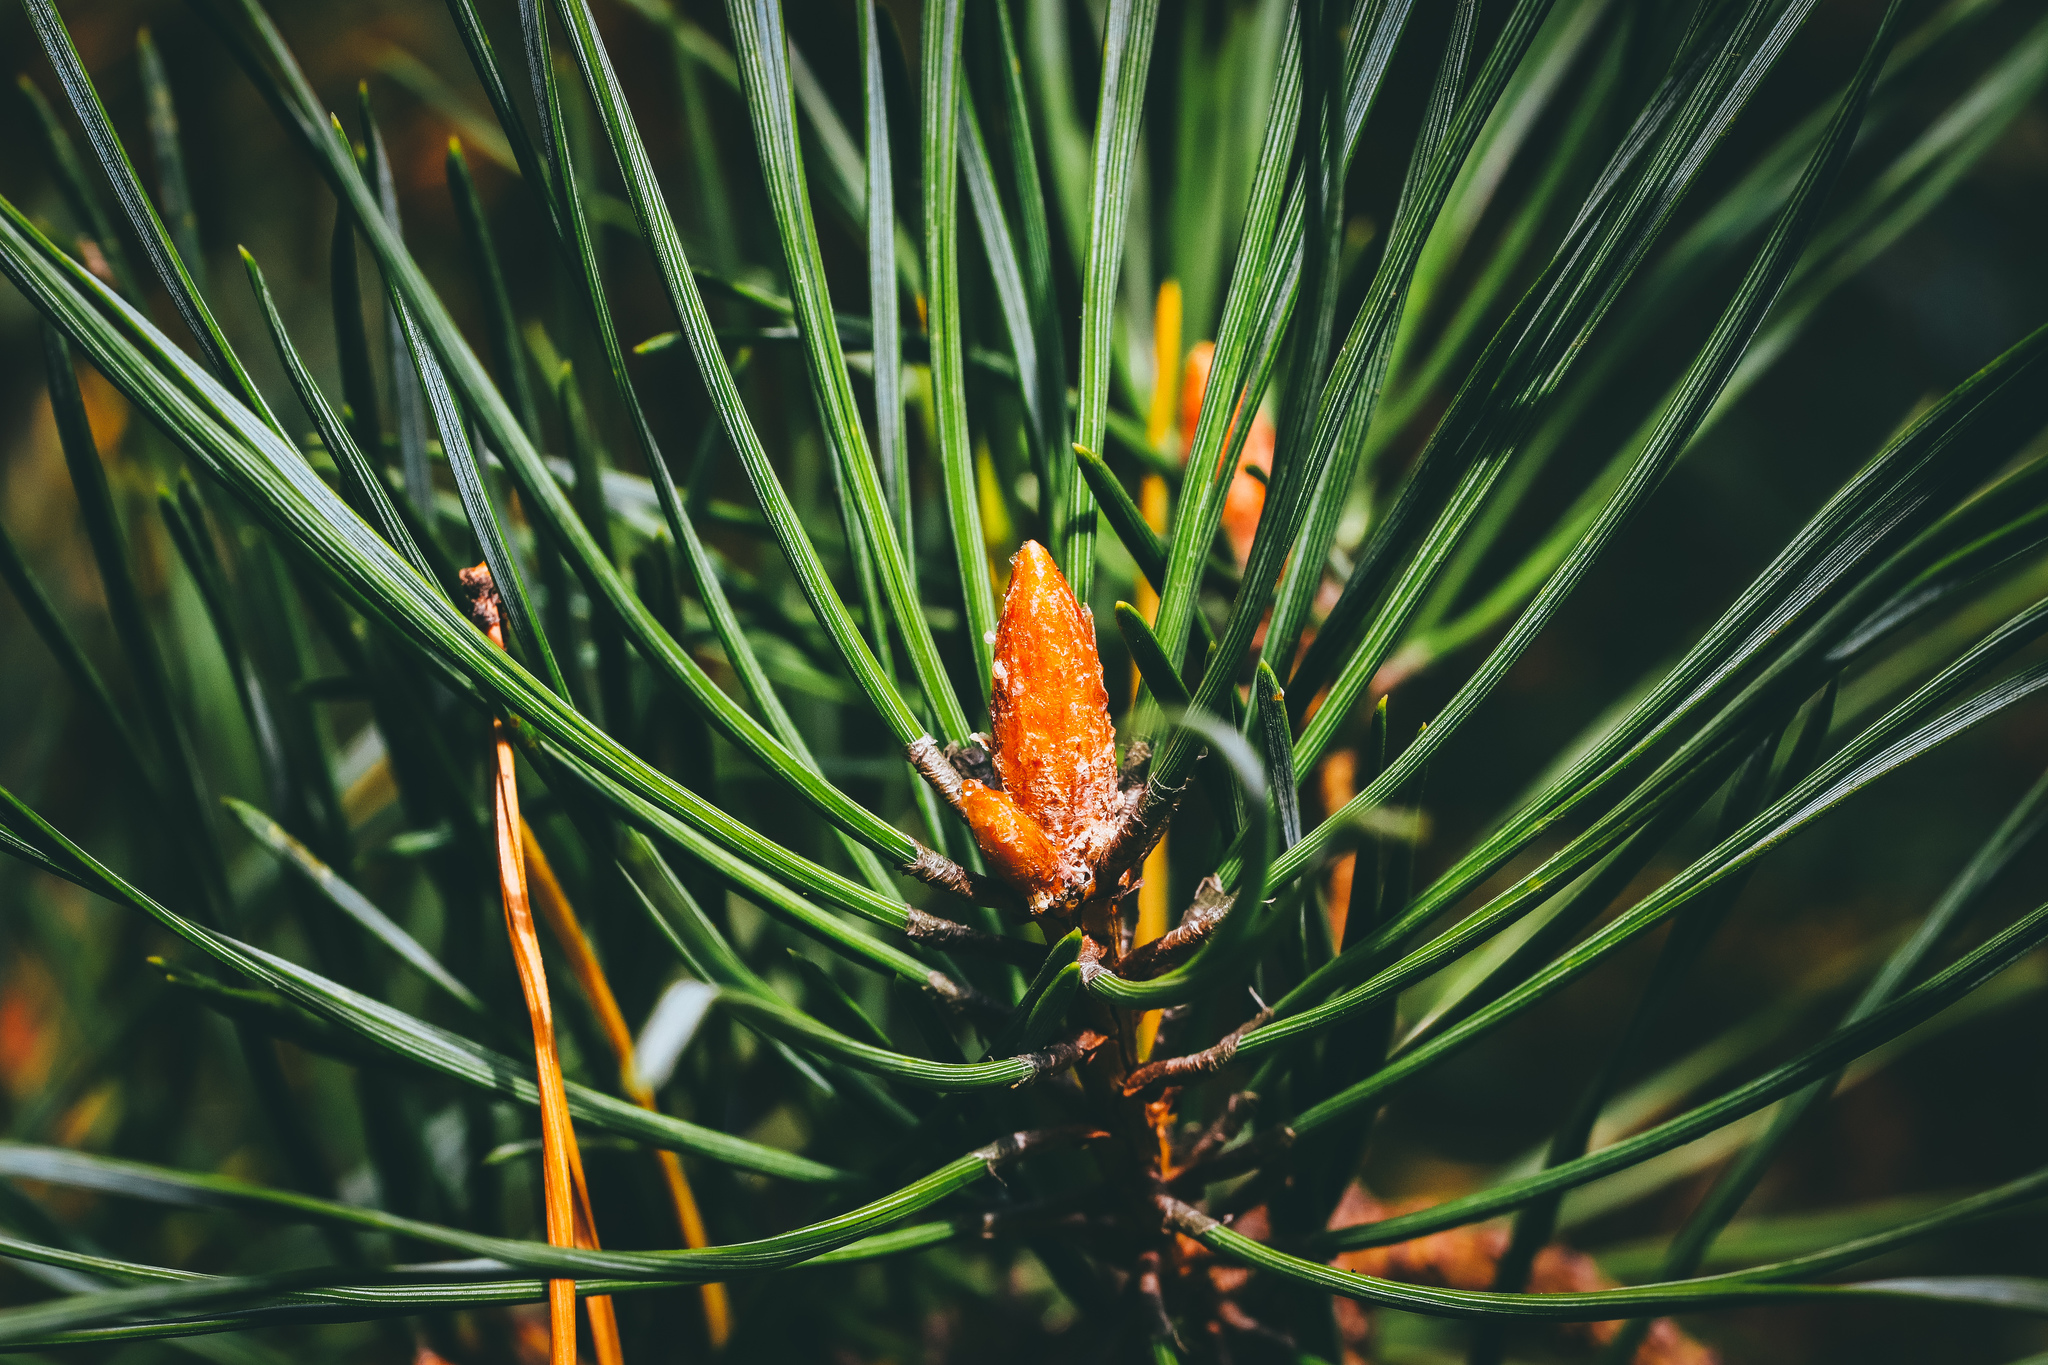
(958, 779, 1077, 907)
(989, 542, 1120, 854)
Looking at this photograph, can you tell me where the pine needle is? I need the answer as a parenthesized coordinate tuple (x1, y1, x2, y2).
(523, 819, 732, 1348)
(466, 565, 622, 1365)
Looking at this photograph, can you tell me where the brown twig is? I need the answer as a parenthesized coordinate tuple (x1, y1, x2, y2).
(1166, 1124, 1294, 1193)
(1118, 876, 1233, 980)
(1015, 1027, 1111, 1083)
(901, 906, 1046, 966)
(1090, 783, 1181, 900)
(906, 734, 966, 808)
(1180, 1092, 1259, 1171)
(898, 842, 1029, 917)
(1155, 1190, 1217, 1237)
(1118, 739, 1153, 789)
(1122, 1008, 1273, 1097)
(1147, 1001, 1199, 1065)
(1135, 1248, 1180, 1350)
(977, 1125, 1116, 1164)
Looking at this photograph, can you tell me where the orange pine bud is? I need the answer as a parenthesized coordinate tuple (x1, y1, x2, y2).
(957, 779, 1075, 905)
(989, 542, 1119, 851)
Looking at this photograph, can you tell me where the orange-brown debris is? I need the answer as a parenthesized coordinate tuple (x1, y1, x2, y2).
(1324, 1186, 1718, 1365)
(988, 541, 1119, 852)
(1180, 342, 1276, 569)
(1178, 342, 1217, 447)
(1318, 750, 1359, 947)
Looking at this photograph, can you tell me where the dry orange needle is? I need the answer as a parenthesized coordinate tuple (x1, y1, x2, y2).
(464, 565, 622, 1365)
(523, 826, 731, 1348)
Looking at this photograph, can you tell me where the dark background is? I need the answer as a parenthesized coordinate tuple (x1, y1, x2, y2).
(1, 1, 2047, 1361)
